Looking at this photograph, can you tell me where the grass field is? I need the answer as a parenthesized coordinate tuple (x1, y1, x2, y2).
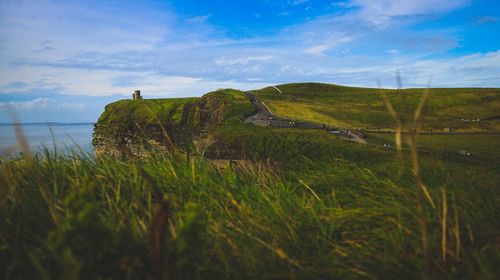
(366, 133, 500, 163)
(253, 83, 500, 131)
(1, 145, 499, 279)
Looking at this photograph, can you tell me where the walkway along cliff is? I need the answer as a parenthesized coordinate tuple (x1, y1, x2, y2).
(241, 92, 366, 143)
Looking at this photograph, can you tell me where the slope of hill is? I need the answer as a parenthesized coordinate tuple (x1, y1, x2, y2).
(253, 83, 500, 131)
(92, 88, 380, 163)
(92, 83, 500, 163)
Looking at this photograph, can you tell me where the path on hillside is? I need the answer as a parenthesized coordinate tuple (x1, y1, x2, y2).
(242, 92, 366, 143)
(240, 92, 500, 163)
(239, 92, 500, 162)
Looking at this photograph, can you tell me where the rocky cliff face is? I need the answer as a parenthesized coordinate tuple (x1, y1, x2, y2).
(92, 91, 234, 158)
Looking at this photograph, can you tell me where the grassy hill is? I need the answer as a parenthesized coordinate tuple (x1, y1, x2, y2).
(96, 98, 199, 128)
(2, 83, 499, 279)
(253, 83, 500, 131)
(92, 84, 500, 163)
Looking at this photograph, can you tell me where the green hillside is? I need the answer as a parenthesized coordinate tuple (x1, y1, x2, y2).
(92, 84, 500, 163)
(367, 133, 500, 163)
(97, 97, 199, 128)
(96, 89, 253, 130)
(253, 83, 500, 131)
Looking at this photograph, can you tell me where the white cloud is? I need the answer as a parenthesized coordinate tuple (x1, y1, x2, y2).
(0, 98, 49, 110)
(0, 63, 271, 98)
(353, 0, 467, 16)
(346, 0, 468, 25)
(304, 44, 333, 55)
(186, 15, 211, 24)
(0, 0, 171, 63)
(290, 0, 309, 6)
(56, 102, 86, 110)
(304, 36, 354, 55)
(406, 50, 500, 87)
(0, 98, 88, 112)
(214, 56, 274, 66)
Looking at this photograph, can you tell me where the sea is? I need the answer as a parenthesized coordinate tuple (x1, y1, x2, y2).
(0, 123, 95, 156)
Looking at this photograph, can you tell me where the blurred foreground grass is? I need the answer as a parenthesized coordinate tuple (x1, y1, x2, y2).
(1, 145, 499, 279)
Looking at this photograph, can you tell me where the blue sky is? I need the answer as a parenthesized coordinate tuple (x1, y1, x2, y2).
(0, 0, 499, 122)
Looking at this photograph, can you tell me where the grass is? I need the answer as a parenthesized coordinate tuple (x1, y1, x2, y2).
(207, 89, 255, 121)
(366, 133, 500, 163)
(92, 89, 252, 157)
(95, 89, 252, 134)
(253, 83, 500, 130)
(94, 87, 500, 163)
(1, 146, 499, 279)
(2, 84, 499, 279)
(98, 98, 199, 127)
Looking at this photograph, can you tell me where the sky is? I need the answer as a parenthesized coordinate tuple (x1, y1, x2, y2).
(0, 0, 499, 123)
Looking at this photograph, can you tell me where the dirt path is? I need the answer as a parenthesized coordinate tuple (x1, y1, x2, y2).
(242, 92, 366, 143)
(272, 86, 282, 93)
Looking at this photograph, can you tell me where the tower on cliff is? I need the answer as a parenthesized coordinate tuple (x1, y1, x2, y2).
(132, 90, 142, 100)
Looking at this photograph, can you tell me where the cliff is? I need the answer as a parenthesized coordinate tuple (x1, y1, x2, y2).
(92, 89, 253, 158)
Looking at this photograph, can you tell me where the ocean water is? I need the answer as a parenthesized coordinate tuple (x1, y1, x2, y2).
(0, 123, 95, 155)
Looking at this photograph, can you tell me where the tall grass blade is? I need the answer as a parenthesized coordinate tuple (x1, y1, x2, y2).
(441, 188, 448, 263)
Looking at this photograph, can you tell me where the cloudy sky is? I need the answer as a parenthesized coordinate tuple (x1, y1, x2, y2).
(0, 0, 499, 122)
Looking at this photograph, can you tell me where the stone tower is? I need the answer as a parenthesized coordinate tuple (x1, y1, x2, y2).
(132, 90, 142, 100)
